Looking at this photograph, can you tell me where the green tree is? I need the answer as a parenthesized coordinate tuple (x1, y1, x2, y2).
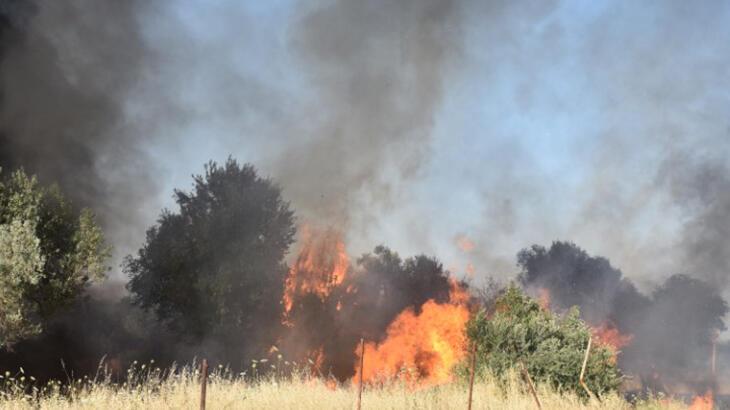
(0, 169, 109, 348)
(466, 285, 621, 397)
(125, 159, 296, 360)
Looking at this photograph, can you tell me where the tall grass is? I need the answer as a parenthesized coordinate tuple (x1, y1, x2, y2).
(0, 362, 687, 409)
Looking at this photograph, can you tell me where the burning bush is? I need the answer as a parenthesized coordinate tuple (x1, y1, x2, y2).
(353, 281, 470, 386)
(466, 285, 622, 398)
(280, 238, 458, 381)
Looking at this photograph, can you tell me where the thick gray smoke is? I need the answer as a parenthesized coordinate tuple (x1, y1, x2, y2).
(0, 0, 471, 267)
(658, 153, 730, 290)
(0, 0, 161, 274)
(568, 0, 730, 291)
(274, 0, 464, 229)
(1, 0, 730, 392)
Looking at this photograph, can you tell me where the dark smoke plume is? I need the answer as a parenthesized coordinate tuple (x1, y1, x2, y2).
(0, 0, 172, 380)
(0, 0, 160, 265)
(658, 153, 730, 291)
(0, 0, 728, 395)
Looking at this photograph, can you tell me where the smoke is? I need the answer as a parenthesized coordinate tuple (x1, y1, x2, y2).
(517, 241, 649, 328)
(0, 0, 729, 393)
(429, 0, 730, 291)
(0, 1, 727, 290)
(657, 153, 730, 290)
(0, 0, 474, 267)
(518, 241, 728, 393)
(273, 0, 464, 229)
(0, 0, 164, 269)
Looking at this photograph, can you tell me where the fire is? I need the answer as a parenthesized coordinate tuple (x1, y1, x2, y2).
(455, 234, 475, 253)
(309, 347, 326, 374)
(689, 390, 714, 410)
(591, 322, 633, 363)
(537, 288, 551, 310)
(282, 226, 348, 321)
(353, 282, 470, 386)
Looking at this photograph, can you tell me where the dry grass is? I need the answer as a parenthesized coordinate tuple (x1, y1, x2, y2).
(0, 364, 688, 409)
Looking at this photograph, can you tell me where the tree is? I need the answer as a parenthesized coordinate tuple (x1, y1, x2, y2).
(0, 169, 109, 348)
(517, 241, 650, 332)
(125, 159, 296, 360)
(466, 285, 622, 397)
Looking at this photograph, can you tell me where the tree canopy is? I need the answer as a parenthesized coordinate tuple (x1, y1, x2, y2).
(125, 159, 296, 360)
(517, 241, 649, 327)
(0, 169, 109, 349)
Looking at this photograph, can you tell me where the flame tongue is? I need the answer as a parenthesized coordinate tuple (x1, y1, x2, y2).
(591, 323, 633, 364)
(689, 390, 714, 410)
(282, 226, 348, 321)
(592, 323, 633, 351)
(279, 226, 349, 374)
(354, 282, 470, 386)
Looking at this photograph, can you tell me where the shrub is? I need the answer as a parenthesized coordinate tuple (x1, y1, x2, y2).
(466, 285, 621, 397)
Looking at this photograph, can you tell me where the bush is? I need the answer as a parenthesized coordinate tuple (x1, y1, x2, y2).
(466, 285, 621, 397)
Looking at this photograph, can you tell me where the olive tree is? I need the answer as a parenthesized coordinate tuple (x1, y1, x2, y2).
(0, 169, 109, 348)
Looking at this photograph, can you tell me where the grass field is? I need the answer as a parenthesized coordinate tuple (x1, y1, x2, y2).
(0, 364, 688, 410)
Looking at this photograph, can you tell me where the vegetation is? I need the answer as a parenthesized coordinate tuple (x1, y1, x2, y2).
(125, 159, 296, 360)
(0, 169, 109, 349)
(516, 241, 729, 380)
(466, 286, 622, 398)
(516, 241, 648, 326)
(0, 364, 683, 410)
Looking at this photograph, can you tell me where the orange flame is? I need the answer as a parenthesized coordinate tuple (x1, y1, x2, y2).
(353, 282, 470, 386)
(537, 288, 551, 311)
(591, 322, 633, 363)
(455, 234, 475, 253)
(282, 226, 348, 322)
(325, 378, 338, 390)
(309, 346, 326, 374)
(689, 390, 714, 410)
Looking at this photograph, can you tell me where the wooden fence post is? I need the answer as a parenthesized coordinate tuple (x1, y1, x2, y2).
(579, 336, 598, 402)
(467, 344, 477, 410)
(520, 361, 541, 410)
(357, 338, 365, 410)
(200, 359, 208, 410)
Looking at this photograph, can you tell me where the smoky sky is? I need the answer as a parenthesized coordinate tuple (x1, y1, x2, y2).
(0, 0, 163, 274)
(0, 0, 729, 299)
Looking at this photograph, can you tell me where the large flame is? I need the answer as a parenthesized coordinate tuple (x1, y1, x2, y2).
(353, 282, 470, 386)
(282, 226, 348, 322)
(689, 390, 714, 410)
